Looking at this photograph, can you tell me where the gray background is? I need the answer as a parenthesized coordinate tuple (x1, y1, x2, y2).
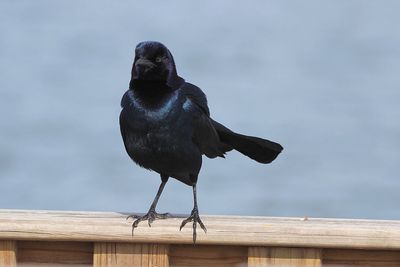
(1, 1, 399, 219)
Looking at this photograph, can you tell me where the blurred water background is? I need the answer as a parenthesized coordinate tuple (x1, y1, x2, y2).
(1, 1, 399, 219)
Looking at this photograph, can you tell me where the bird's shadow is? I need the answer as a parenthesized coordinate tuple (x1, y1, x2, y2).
(120, 212, 188, 220)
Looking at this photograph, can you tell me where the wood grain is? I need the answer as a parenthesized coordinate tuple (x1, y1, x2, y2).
(248, 247, 321, 266)
(93, 242, 169, 267)
(169, 244, 247, 266)
(0, 240, 17, 267)
(17, 241, 92, 265)
(323, 248, 400, 266)
(1, 209, 400, 250)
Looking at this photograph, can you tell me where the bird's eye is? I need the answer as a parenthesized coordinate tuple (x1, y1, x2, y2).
(155, 57, 162, 63)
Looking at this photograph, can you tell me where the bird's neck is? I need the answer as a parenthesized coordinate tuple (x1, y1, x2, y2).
(131, 80, 175, 108)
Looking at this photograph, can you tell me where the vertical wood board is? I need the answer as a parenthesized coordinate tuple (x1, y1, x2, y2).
(17, 241, 92, 265)
(0, 240, 17, 267)
(169, 244, 247, 266)
(94, 242, 169, 267)
(248, 247, 321, 266)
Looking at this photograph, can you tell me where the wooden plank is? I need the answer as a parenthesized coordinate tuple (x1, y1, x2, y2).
(93, 242, 169, 267)
(169, 244, 247, 266)
(248, 247, 321, 266)
(17, 241, 92, 265)
(1, 209, 400, 250)
(0, 240, 17, 267)
(323, 248, 400, 266)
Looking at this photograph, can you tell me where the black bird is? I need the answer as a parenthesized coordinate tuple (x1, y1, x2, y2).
(119, 41, 283, 243)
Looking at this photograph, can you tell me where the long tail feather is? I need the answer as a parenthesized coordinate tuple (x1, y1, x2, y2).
(212, 119, 283, 164)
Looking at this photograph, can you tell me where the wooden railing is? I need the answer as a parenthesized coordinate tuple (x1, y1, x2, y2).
(1, 209, 400, 266)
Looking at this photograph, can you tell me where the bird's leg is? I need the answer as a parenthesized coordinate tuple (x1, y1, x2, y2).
(179, 183, 207, 244)
(127, 176, 170, 234)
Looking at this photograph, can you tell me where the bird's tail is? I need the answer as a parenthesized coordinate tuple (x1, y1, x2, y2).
(211, 119, 283, 164)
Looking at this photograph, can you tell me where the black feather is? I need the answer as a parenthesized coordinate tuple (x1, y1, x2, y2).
(211, 119, 283, 164)
(120, 41, 283, 244)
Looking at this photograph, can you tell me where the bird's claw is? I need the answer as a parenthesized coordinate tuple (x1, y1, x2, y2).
(179, 208, 207, 244)
(126, 210, 171, 235)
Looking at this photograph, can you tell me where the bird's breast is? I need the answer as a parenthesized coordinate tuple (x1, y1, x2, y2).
(132, 90, 181, 122)
(121, 89, 201, 177)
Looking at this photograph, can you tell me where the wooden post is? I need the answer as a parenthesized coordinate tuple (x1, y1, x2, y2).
(0, 241, 17, 267)
(248, 247, 322, 267)
(93, 243, 169, 267)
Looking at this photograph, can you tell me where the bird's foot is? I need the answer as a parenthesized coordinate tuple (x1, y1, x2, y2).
(126, 209, 171, 235)
(179, 208, 207, 244)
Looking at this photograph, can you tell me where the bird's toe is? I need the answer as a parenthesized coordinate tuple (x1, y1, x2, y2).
(179, 209, 207, 244)
(128, 210, 170, 234)
(179, 216, 192, 231)
(155, 212, 171, 219)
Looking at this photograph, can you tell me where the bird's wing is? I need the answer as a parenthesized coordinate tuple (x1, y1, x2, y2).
(119, 90, 148, 161)
(119, 90, 131, 141)
(119, 95, 135, 159)
(181, 83, 232, 158)
(181, 82, 210, 116)
(119, 91, 136, 137)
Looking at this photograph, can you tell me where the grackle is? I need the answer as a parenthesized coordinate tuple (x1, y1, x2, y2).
(119, 41, 283, 243)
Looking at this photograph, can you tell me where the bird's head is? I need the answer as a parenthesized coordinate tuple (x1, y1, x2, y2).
(130, 41, 184, 90)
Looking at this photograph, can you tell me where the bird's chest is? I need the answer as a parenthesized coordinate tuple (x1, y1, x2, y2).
(138, 126, 179, 149)
(125, 118, 195, 173)
(126, 93, 192, 152)
(130, 90, 181, 127)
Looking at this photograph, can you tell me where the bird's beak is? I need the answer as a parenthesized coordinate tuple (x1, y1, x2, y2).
(135, 58, 156, 70)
